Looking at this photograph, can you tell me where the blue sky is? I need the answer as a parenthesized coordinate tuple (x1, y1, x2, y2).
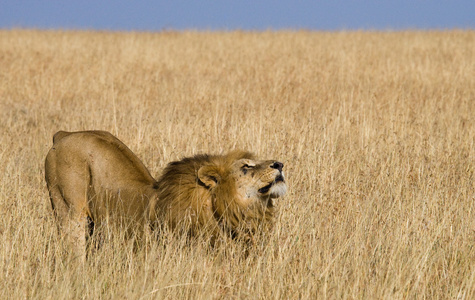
(1, 1, 474, 31)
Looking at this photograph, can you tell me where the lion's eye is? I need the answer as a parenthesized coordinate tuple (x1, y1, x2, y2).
(241, 164, 254, 175)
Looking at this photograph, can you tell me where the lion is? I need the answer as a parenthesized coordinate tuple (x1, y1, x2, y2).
(45, 130, 287, 258)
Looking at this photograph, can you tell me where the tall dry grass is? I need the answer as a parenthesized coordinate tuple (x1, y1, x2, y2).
(0, 29, 474, 299)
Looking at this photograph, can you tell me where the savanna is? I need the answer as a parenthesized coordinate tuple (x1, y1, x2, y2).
(0, 30, 474, 299)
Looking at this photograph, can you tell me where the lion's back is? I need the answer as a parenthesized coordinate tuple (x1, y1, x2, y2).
(46, 130, 156, 190)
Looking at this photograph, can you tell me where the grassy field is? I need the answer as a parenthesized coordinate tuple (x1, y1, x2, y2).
(0, 29, 474, 299)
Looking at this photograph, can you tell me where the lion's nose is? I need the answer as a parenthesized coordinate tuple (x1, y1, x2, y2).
(270, 161, 284, 172)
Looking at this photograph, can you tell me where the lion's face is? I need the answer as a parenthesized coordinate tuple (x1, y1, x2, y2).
(197, 155, 287, 207)
(232, 158, 287, 201)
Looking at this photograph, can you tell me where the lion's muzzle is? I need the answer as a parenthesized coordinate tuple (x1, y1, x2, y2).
(258, 161, 286, 197)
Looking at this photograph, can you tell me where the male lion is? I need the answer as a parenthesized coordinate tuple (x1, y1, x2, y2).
(45, 130, 287, 257)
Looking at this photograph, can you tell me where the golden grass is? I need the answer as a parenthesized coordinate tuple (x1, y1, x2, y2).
(0, 29, 474, 299)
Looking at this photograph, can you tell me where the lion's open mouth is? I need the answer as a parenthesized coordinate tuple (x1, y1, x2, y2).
(258, 184, 272, 194)
(258, 174, 285, 194)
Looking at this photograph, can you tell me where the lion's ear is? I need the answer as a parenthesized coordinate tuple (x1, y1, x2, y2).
(198, 165, 221, 188)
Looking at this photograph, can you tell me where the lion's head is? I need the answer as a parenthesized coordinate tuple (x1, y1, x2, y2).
(151, 150, 287, 241)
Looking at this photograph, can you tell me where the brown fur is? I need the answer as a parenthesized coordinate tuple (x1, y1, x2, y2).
(150, 150, 287, 243)
(45, 130, 287, 257)
(45, 130, 157, 259)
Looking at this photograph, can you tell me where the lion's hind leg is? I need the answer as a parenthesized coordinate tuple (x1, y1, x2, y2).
(45, 151, 91, 262)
